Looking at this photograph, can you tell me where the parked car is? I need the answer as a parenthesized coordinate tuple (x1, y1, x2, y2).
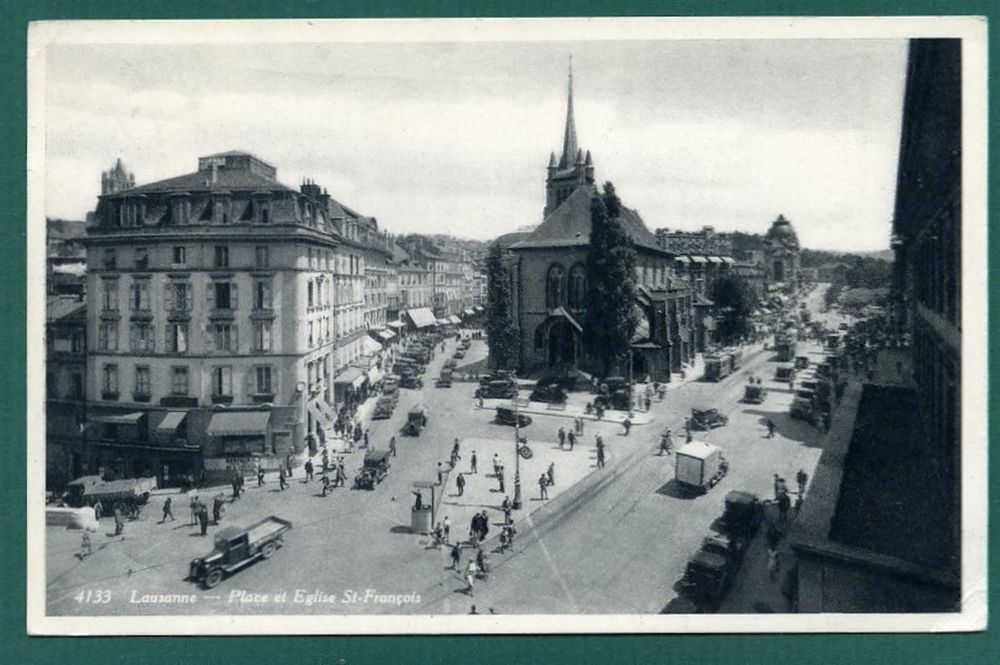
(400, 374, 424, 390)
(774, 365, 795, 382)
(529, 383, 567, 404)
(690, 408, 728, 430)
(495, 406, 532, 427)
(718, 490, 763, 537)
(453, 349, 466, 360)
(678, 549, 732, 605)
(476, 380, 518, 400)
(188, 516, 292, 589)
(794, 355, 810, 369)
(742, 384, 767, 404)
(372, 396, 396, 420)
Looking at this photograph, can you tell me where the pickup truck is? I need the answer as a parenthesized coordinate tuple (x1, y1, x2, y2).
(189, 516, 292, 589)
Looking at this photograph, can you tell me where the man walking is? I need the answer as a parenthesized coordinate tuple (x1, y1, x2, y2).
(437, 462, 445, 486)
(497, 466, 505, 494)
(492, 454, 500, 477)
(389, 436, 397, 457)
(547, 462, 555, 487)
(257, 466, 265, 487)
(322, 448, 330, 472)
(558, 427, 566, 449)
(538, 473, 549, 500)
(470, 450, 478, 474)
(778, 491, 791, 522)
(304, 459, 314, 482)
(189, 494, 199, 525)
(443, 516, 451, 544)
(479, 510, 490, 542)
(212, 494, 225, 525)
(456, 473, 466, 497)
(567, 430, 575, 450)
(198, 503, 209, 536)
(502, 496, 512, 525)
(450, 542, 461, 570)
(231, 474, 241, 499)
(766, 419, 776, 439)
(113, 506, 125, 536)
(161, 497, 174, 523)
(596, 439, 606, 469)
(321, 474, 331, 497)
(796, 468, 809, 496)
(279, 466, 288, 490)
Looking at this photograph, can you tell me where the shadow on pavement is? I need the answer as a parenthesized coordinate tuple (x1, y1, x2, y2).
(389, 525, 412, 534)
(655, 480, 700, 500)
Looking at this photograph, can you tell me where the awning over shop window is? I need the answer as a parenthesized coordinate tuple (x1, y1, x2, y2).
(707, 256, 724, 264)
(448, 315, 461, 325)
(473, 306, 484, 313)
(157, 411, 188, 432)
(721, 256, 735, 264)
(675, 256, 691, 263)
(361, 336, 383, 355)
(94, 412, 145, 425)
(436, 318, 451, 326)
(206, 411, 271, 437)
(690, 256, 708, 263)
(463, 308, 476, 316)
(376, 329, 395, 342)
(335, 366, 366, 389)
(387, 320, 406, 329)
(367, 365, 384, 385)
(406, 308, 437, 329)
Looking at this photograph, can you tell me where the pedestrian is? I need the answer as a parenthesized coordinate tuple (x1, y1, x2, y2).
(766, 419, 776, 439)
(279, 466, 288, 490)
(450, 543, 461, 570)
(465, 559, 477, 595)
(498, 466, 505, 493)
(684, 416, 691, 438)
(469, 513, 481, 542)
(389, 436, 397, 457)
(452, 438, 461, 459)
(113, 506, 124, 536)
(322, 448, 330, 472)
(363, 428, 370, 449)
(305, 459, 314, 482)
(212, 495, 224, 525)
(93, 499, 104, 520)
(547, 462, 555, 486)
(321, 474, 331, 497)
(579, 417, 585, 435)
(189, 495, 199, 525)
(443, 515, 451, 543)
(505, 523, 516, 547)
(286, 456, 294, 478)
(539, 474, 549, 500)
(567, 430, 576, 450)
(470, 450, 477, 474)
(778, 492, 791, 522)
(596, 445, 606, 469)
(433, 522, 444, 548)
(79, 531, 93, 559)
(161, 497, 174, 523)
(796, 468, 808, 496)
(257, 466, 265, 487)
(479, 510, 490, 541)
(231, 473, 241, 499)
(502, 496, 512, 525)
(437, 462, 444, 485)
(198, 505, 209, 536)
(558, 427, 566, 449)
(456, 473, 466, 496)
(337, 460, 346, 487)
(492, 454, 500, 477)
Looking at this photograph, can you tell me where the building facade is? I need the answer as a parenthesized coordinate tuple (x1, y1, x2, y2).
(46, 296, 88, 488)
(763, 214, 801, 291)
(83, 151, 368, 484)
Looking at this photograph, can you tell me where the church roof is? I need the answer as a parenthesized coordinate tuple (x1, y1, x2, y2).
(510, 186, 663, 253)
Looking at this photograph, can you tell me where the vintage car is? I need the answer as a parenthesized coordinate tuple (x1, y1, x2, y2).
(188, 516, 292, 589)
(372, 396, 396, 420)
(495, 406, 532, 428)
(690, 408, 729, 430)
(64, 475, 157, 512)
(699, 532, 748, 570)
(479, 370, 516, 387)
(678, 549, 733, 606)
(453, 349, 466, 360)
(435, 370, 453, 388)
(476, 380, 518, 400)
(354, 450, 391, 490)
(529, 383, 567, 404)
(718, 490, 763, 537)
(774, 365, 796, 382)
(794, 355, 810, 370)
(400, 374, 424, 390)
(402, 405, 428, 436)
(790, 391, 820, 422)
(742, 384, 767, 404)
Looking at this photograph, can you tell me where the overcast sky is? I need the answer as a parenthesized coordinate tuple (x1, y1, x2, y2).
(44, 38, 908, 252)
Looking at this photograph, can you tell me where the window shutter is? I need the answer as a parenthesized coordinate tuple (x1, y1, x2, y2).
(205, 323, 215, 352)
(164, 285, 174, 311)
(129, 324, 137, 352)
(207, 282, 216, 310)
(185, 284, 193, 311)
(165, 323, 173, 352)
(231, 282, 239, 309)
(245, 366, 255, 395)
(231, 324, 239, 353)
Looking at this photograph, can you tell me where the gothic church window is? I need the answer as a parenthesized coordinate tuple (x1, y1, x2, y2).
(546, 263, 566, 309)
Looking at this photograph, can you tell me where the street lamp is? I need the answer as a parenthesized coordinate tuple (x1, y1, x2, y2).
(512, 393, 523, 510)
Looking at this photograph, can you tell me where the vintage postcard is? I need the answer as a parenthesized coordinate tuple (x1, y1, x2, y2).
(26, 16, 987, 634)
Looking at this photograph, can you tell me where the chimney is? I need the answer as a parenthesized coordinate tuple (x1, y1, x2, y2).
(210, 161, 218, 184)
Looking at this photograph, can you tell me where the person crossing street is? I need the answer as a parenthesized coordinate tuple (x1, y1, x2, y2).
(538, 473, 549, 500)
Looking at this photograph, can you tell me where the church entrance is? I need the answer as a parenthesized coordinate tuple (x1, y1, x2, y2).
(773, 260, 785, 282)
(547, 320, 577, 366)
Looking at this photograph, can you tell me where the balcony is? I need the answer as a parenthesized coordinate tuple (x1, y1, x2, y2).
(101, 391, 119, 401)
(211, 394, 234, 405)
(132, 392, 152, 403)
(160, 395, 199, 408)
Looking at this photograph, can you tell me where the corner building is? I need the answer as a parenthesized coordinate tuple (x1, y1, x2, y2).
(84, 151, 359, 484)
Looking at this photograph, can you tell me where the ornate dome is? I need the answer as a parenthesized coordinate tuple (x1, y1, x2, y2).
(764, 214, 799, 249)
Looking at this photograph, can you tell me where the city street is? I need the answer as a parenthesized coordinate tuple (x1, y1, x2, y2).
(47, 294, 835, 616)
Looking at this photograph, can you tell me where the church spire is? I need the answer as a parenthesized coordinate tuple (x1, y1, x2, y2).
(559, 56, 578, 169)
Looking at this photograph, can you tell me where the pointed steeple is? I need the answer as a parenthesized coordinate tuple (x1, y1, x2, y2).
(559, 56, 578, 169)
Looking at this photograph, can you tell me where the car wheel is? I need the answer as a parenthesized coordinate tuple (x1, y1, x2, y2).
(261, 541, 277, 559)
(204, 569, 224, 588)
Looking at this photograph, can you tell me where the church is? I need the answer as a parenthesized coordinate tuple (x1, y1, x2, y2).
(503, 66, 699, 382)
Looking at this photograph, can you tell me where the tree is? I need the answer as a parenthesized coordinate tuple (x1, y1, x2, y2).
(709, 272, 757, 345)
(485, 243, 520, 370)
(582, 183, 638, 377)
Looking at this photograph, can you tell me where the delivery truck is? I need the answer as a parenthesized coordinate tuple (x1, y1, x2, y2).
(675, 441, 729, 494)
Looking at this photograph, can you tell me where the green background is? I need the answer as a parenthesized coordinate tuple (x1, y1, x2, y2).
(2, 1, 993, 663)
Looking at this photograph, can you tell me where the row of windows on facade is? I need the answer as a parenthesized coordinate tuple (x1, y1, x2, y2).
(116, 199, 274, 228)
(100, 244, 366, 276)
(99, 363, 276, 400)
(543, 261, 700, 310)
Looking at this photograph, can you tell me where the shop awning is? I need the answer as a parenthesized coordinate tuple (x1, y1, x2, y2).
(335, 366, 366, 389)
(406, 308, 437, 329)
(157, 411, 188, 432)
(448, 315, 461, 325)
(675, 256, 691, 263)
(94, 412, 145, 425)
(376, 329, 395, 342)
(367, 365, 384, 385)
(436, 318, 451, 326)
(473, 306, 484, 313)
(707, 256, 724, 264)
(387, 320, 406, 329)
(690, 256, 708, 263)
(721, 256, 735, 264)
(206, 411, 271, 437)
(361, 336, 383, 355)
(463, 308, 476, 316)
